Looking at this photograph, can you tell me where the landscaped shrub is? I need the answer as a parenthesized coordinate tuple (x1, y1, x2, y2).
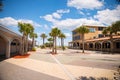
(62, 46, 66, 51)
(41, 45, 46, 49)
(32, 47, 36, 51)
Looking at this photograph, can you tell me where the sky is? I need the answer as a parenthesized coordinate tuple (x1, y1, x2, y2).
(0, 0, 120, 46)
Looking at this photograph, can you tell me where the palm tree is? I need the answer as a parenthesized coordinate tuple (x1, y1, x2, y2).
(48, 37, 53, 49)
(30, 32, 37, 48)
(40, 33, 47, 45)
(102, 20, 120, 38)
(49, 32, 55, 53)
(18, 22, 27, 55)
(25, 23, 34, 52)
(102, 20, 120, 53)
(102, 22, 120, 53)
(102, 28, 108, 37)
(76, 26, 89, 53)
(58, 33, 66, 48)
(102, 26, 116, 39)
(18, 22, 34, 54)
(49, 28, 61, 54)
(112, 20, 120, 34)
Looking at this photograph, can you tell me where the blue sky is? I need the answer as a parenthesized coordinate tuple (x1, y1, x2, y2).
(0, 0, 120, 46)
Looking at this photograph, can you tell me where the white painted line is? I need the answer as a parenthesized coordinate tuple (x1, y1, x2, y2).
(50, 54, 76, 80)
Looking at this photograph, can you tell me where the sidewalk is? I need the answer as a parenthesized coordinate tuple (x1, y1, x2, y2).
(0, 48, 119, 80)
(0, 58, 69, 80)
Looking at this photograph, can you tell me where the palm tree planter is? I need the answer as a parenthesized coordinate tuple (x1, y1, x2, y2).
(76, 26, 89, 53)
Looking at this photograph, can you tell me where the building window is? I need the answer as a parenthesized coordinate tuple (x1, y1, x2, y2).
(98, 27, 104, 31)
(89, 28, 95, 32)
(116, 42, 120, 48)
(77, 35, 80, 40)
(73, 35, 80, 41)
(72, 31, 77, 35)
(98, 34, 104, 38)
(11, 42, 16, 46)
(89, 43, 93, 48)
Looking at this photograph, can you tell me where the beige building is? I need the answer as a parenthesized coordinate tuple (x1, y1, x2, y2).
(68, 25, 120, 53)
(0, 25, 32, 58)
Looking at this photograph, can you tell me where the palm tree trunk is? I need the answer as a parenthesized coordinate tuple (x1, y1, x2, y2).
(62, 38, 64, 51)
(110, 34, 113, 53)
(25, 35, 28, 53)
(49, 41, 51, 49)
(63, 38, 64, 47)
(32, 38, 33, 48)
(32, 37, 35, 48)
(82, 34, 85, 53)
(61, 38, 62, 47)
(55, 37, 57, 54)
(22, 33, 25, 55)
(110, 34, 113, 39)
(43, 38, 44, 45)
(24, 35, 26, 54)
(52, 37, 54, 53)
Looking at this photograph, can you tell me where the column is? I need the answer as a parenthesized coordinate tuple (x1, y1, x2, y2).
(79, 43, 80, 49)
(79, 42, 80, 49)
(93, 42, 95, 51)
(100, 42, 103, 51)
(110, 41, 113, 53)
(6, 41, 10, 58)
(86, 43, 89, 50)
(75, 43, 77, 49)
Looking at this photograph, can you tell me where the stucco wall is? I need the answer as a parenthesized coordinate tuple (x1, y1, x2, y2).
(0, 36, 6, 55)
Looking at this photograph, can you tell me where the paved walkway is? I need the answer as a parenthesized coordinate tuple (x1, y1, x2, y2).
(0, 48, 119, 80)
(0, 57, 69, 80)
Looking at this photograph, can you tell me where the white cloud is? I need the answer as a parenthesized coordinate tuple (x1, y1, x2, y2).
(94, 5, 120, 25)
(52, 13, 61, 19)
(52, 18, 103, 30)
(67, 0, 103, 10)
(40, 14, 56, 22)
(54, 5, 120, 30)
(57, 9, 70, 13)
(0, 17, 18, 26)
(40, 9, 70, 21)
(64, 33, 71, 37)
(0, 17, 41, 27)
(18, 19, 41, 27)
(42, 12, 103, 30)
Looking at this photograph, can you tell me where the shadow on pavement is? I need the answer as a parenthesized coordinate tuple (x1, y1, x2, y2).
(0, 61, 63, 80)
(0, 53, 20, 62)
(76, 76, 109, 80)
(0, 55, 6, 62)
